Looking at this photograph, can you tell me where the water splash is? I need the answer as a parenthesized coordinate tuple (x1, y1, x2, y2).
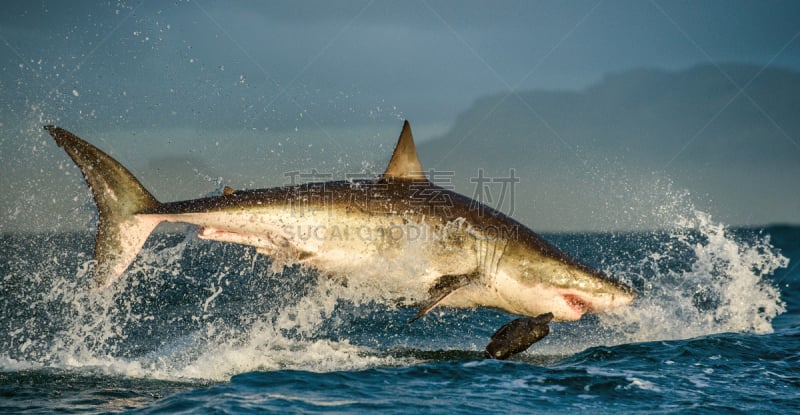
(0, 232, 418, 381)
(597, 209, 788, 345)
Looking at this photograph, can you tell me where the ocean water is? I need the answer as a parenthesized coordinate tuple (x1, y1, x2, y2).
(1, 214, 798, 413)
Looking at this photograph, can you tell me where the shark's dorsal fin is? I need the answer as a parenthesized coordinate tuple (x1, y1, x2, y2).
(382, 120, 426, 181)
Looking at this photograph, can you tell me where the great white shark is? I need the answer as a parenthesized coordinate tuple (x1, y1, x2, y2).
(45, 121, 634, 355)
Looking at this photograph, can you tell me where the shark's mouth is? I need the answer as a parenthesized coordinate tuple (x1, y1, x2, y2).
(563, 294, 593, 316)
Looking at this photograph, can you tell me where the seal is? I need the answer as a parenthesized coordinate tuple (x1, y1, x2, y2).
(485, 312, 553, 359)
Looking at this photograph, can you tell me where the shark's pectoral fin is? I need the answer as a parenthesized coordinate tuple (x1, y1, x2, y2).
(484, 312, 554, 360)
(409, 273, 477, 323)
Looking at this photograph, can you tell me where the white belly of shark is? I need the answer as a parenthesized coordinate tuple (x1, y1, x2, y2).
(44, 121, 635, 327)
(151, 209, 478, 303)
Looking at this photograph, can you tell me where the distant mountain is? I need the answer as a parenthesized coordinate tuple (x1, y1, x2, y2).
(418, 64, 800, 231)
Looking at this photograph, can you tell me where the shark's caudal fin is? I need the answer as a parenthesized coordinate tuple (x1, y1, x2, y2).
(44, 126, 162, 287)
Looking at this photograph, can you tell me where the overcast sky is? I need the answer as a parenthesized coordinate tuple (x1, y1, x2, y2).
(1, 1, 799, 231)
(3, 1, 799, 129)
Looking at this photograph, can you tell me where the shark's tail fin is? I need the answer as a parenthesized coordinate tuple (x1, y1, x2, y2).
(44, 126, 162, 287)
